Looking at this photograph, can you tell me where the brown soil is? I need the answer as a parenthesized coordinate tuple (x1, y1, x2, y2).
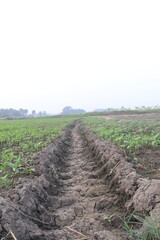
(0, 121, 128, 240)
(0, 120, 160, 240)
(132, 148, 160, 179)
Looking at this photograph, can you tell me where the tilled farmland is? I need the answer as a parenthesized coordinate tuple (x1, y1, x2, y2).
(0, 120, 160, 240)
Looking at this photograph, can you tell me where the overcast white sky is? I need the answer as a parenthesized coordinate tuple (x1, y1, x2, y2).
(0, 0, 160, 113)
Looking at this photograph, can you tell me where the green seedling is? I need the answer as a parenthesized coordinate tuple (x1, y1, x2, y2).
(103, 215, 113, 223)
(84, 118, 160, 157)
(0, 117, 74, 186)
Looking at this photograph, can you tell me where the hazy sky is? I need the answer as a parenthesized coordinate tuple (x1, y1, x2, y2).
(0, 0, 160, 113)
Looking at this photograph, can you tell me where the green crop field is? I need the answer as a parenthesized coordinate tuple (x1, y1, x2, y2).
(84, 115, 160, 178)
(1, 113, 160, 187)
(0, 117, 74, 186)
(84, 117, 160, 154)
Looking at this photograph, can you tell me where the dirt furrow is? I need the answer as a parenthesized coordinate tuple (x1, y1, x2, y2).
(51, 122, 127, 240)
(0, 121, 128, 240)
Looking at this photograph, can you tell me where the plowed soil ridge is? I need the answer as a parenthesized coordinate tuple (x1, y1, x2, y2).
(1, 121, 160, 239)
(52, 121, 127, 240)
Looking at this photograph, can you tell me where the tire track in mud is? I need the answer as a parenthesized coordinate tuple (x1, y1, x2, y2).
(50, 122, 127, 240)
(0, 121, 127, 240)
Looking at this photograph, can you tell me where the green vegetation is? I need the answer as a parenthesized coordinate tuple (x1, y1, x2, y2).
(103, 215, 113, 223)
(123, 212, 160, 240)
(84, 117, 160, 155)
(0, 118, 74, 186)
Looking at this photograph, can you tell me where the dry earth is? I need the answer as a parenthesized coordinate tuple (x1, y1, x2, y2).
(0, 120, 160, 240)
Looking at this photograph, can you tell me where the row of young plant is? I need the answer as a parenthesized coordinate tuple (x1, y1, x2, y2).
(0, 118, 74, 186)
(84, 117, 160, 155)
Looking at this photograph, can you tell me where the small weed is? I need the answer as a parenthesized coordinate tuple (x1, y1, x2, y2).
(123, 212, 160, 240)
(103, 215, 113, 223)
(62, 139, 70, 146)
(1, 231, 10, 240)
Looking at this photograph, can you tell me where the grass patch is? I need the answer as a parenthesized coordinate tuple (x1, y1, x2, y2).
(123, 212, 160, 240)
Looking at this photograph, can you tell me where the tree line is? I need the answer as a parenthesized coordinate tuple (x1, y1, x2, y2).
(0, 108, 46, 117)
(62, 106, 86, 114)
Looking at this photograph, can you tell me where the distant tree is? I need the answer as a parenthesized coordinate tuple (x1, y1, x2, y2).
(62, 106, 86, 114)
(24, 109, 28, 116)
(62, 106, 73, 114)
(19, 108, 28, 116)
(154, 105, 160, 109)
(32, 110, 36, 116)
(39, 111, 42, 116)
(43, 111, 46, 115)
(0, 108, 28, 117)
(19, 108, 24, 116)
